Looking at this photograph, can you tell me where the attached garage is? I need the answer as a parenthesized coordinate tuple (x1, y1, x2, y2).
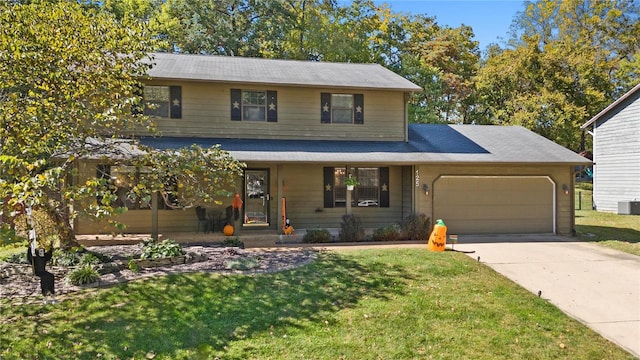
(433, 176, 555, 234)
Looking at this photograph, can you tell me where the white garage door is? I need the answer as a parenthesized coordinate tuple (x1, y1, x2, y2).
(434, 176, 555, 234)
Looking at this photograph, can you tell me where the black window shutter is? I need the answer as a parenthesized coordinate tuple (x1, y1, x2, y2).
(231, 89, 242, 121)
(323, 167, 334, 208)
(354, 94, 364, 124)
(321, 93, 331, 123)
(379, 167, 389, 208)
(170, 86, 182, 119)
(267, 90, 277, 122)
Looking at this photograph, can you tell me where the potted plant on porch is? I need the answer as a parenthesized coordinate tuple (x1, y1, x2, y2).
(344, 176, 359, 191)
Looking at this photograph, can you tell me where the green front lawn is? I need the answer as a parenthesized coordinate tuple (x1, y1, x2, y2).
(1, 249, 633, 359)
(575, 183, 640, 256)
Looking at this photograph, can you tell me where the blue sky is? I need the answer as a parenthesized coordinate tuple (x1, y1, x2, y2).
(372, 1, 528, 50)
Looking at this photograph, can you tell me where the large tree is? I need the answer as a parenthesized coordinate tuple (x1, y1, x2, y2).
(0, 1, 244, 247)
(400, 18, 480, 124)
(152, 0, 294, 56)
(477, 0, 639, 151)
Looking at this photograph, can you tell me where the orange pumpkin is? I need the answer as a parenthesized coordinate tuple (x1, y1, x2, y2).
(223, 224, 234, 236)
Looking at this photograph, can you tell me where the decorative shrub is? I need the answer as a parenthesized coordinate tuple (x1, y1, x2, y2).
(372, 224, 401, 242)
(52, 248, 82, 266)
(51, 247, 110, 266)
(80, 253, 102, 265)
(4, 251, 28, 264)
(139, 239, 185, 259)
(128, 257, 141, 273)
(302, 228, 332, 243)
(339, 214, 365, 242)
(68, 265, 100, 285)
(402, 214, 431, 240)
(225, 257, 259, 270)
(222, 237, 244, 248)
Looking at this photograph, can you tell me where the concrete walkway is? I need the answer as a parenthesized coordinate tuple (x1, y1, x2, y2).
(451, 235, 640, 358)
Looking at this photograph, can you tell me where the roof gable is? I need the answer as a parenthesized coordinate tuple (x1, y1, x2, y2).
(581, 83, 640, 129)
(145, 52, 422, 91)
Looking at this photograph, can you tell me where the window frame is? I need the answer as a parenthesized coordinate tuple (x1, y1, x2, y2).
(331, 94, 354, 124)
(96, 164, 176, 210)
(241, 90, 267, 121)
(333, 167, 380, 208)
(231, 89, 277, 122)
(321, 92, 364, 124)
(143, 85, 181, 119)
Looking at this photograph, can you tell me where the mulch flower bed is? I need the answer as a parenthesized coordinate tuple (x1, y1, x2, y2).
(0, 244, 318, 306)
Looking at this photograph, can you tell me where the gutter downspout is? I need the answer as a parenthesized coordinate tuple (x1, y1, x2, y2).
(404, 92, 410, 142)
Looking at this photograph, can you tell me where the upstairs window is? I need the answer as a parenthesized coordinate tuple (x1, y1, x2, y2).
(143, 85, 182, 119)
(231, 89, 278, 122)
(243, 91, 266, 121)
(321, 93, 364, 124)
(331, 94, 353, 123)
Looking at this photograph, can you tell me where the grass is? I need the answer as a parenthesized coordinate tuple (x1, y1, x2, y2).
(1, 249, 634, 359)
(575, 182, 640, 256)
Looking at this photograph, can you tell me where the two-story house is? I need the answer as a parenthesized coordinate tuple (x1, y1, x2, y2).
(75, 52, 590, 237)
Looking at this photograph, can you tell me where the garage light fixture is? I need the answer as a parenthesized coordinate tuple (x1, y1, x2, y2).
(422, 184, 430, 196)
(562, 184, 570, 195)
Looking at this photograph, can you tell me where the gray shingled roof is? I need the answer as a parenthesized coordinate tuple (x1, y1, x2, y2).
(145, 52, 422, 91)
(139, 124, 590, 165)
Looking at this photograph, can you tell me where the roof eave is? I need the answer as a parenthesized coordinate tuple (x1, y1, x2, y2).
(581, 83, 640, 129)
(145, 75, 422, 92)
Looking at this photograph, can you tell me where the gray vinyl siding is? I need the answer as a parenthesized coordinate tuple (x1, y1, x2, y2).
(140, 80, 406, 141)
(592, 92, 640, 212)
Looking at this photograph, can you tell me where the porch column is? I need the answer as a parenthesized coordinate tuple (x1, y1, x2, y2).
(151, 191, 158, 241)
(277, 164, 283, 232)
(346, 189, 352, 215)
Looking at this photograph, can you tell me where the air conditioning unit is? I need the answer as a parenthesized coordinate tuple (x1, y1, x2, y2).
(617, 201, 640, 215)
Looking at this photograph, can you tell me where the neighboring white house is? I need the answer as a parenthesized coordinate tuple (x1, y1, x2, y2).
(581, 83, 640, 214)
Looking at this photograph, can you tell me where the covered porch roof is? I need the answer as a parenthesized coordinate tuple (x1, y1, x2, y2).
(139, 124, 590, 165)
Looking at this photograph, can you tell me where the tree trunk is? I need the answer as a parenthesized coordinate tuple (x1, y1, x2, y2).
(46, 205, 79, 250)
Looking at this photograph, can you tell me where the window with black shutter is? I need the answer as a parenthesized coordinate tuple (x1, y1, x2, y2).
(320, 93, 364, 124)
(231, 89, 277, 122)
(324, 167, 387, 208)
(143, 85, 182, 119)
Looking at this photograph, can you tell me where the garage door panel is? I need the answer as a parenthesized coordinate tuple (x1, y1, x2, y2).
(434, 177, 554, 234)
(455, 204, 547, 218)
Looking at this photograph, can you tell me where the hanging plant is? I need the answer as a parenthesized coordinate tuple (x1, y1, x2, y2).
(344, 176, 359, 186)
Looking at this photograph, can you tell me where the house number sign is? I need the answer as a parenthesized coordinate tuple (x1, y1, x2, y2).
(415, 169, 420, 187)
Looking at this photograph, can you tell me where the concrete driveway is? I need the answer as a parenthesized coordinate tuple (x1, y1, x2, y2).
(453, 235, 640, 358)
